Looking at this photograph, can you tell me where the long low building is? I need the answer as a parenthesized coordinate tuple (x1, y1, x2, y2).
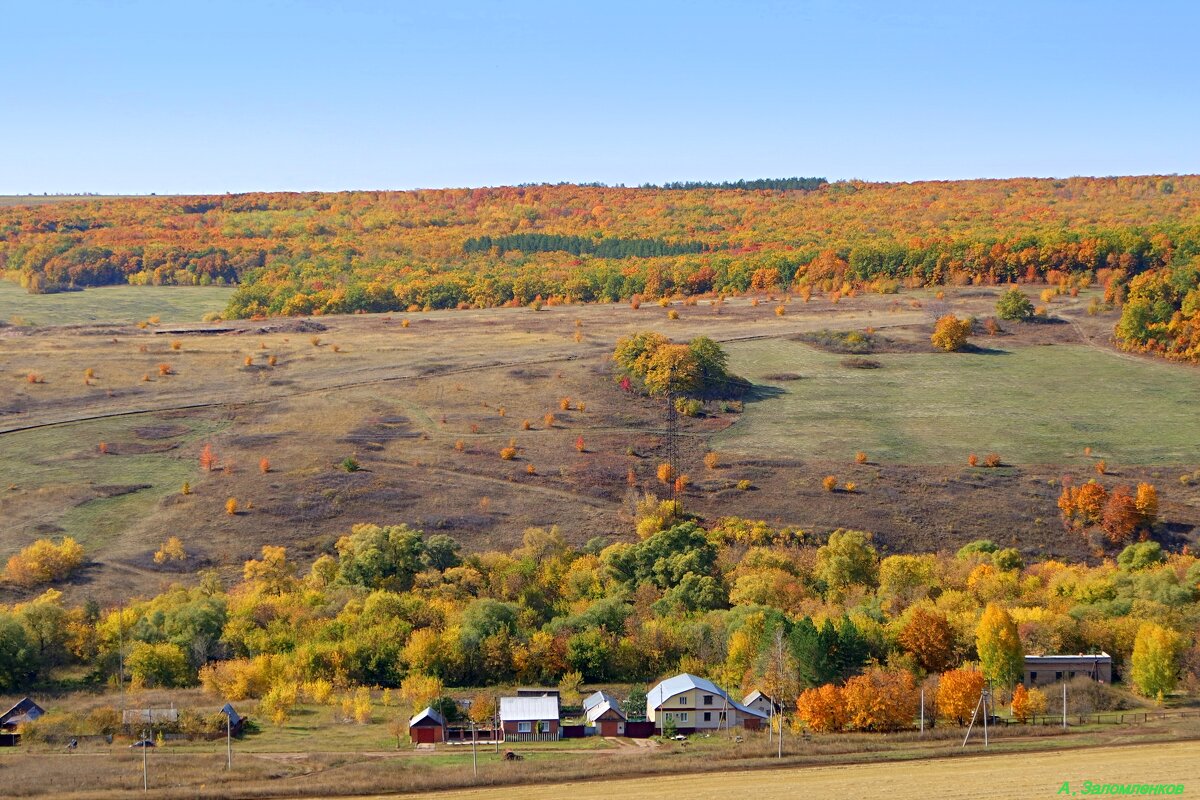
(1023, 652, 1112, 686)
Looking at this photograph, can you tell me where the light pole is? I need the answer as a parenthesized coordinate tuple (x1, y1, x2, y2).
(470, 721, 478, 777)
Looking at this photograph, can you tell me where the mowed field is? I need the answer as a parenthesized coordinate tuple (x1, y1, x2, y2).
(0, 281, 234, 326)
(2, 282, 1199, 603)
(401, 741, 1200, 800)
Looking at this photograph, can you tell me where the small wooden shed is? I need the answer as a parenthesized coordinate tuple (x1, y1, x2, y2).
(408, 706, 447, 744)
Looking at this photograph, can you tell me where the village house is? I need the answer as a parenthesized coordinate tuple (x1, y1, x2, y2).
(647, 674, 768, 733)
(499, 695, 560, 741)
(582, 690, 627, 736)
(742, 690, 784, 719)
(1023, 652, 1113, 687)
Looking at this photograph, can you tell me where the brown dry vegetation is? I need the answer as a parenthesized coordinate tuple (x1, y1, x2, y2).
(1, 286, 1198, 604)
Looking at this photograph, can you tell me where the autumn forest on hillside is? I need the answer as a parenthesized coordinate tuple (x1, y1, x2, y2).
(3, 175, 1200, 360)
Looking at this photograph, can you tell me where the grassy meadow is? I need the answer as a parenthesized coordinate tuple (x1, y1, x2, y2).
(0, 281, 234, 326)
(718, 339, 1200, 465)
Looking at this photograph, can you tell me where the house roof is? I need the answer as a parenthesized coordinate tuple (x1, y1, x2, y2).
(585, 700, 627, 724)
(582, 690, 621, 714)
(1025, 652, 1111, 662)
(499, 696, 559, 722)
(647, 673, 768, 719)
(742, 690, 780, 709)
(408, 706, 447, 728)
(220, 703, 242, 726)
(0, 698, 44, 728)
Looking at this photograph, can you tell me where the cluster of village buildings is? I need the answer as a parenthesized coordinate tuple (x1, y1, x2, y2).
(410, 653, 1114, 744)
(0, 654, 1113, 747)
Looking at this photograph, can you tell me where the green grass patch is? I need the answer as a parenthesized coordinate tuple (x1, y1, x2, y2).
(2, 415, 227, 553)
(716, 340, 1200, 464)
(0, 281, 234, 326)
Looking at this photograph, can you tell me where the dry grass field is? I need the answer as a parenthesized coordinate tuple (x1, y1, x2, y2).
(404, 740, 1200, 800)
(2, 283, 1199, 604)
(3, 709, 1196, 799)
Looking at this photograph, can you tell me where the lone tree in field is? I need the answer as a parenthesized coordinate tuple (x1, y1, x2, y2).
(931, 314, 972, 351)
(612, 331, 747, 399)
(996, 287, 1034, 321)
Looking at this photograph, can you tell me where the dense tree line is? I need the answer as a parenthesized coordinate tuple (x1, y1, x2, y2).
(463, 233, 709, 258)
(0, 515, 1196, 712)
(640, 177, 827, 191)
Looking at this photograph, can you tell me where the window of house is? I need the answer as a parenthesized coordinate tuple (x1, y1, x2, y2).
(538, 720, 548, 733)
(679, 712, 688, 722)
(703, 695, 713, 705)
(1030, 671, 1038, 683)
(679, 696, 687, 704)
(703, 712, 711, 722)
(718, 711, 727, 721)
(517, 721, 531, 733)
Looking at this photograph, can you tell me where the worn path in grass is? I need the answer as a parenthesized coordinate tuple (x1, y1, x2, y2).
(389, 740, 1199, 800)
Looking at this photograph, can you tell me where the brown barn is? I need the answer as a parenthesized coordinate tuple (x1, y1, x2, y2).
(408, 706, 447, 744)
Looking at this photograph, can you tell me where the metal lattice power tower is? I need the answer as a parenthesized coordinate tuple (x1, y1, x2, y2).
(665, 389, 682, 514)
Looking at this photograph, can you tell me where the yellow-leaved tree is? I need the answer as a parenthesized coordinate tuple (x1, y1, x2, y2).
(976, 603, 1023, 687)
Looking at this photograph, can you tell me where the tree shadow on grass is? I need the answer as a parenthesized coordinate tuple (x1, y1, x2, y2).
(743, 383, 787, 404)
(962, 344, 1012, 356)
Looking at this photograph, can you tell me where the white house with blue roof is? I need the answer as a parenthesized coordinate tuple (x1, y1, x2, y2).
(646, 673, 768, 733)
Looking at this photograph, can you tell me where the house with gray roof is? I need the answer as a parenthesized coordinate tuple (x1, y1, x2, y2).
(647, 673, 768, 733)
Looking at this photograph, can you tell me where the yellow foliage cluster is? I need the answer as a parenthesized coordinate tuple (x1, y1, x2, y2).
(3, 537, 85, 587)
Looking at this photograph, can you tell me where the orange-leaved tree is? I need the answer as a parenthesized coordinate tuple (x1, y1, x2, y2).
(796, 683, 846, 732)
(936, 668, 985, 725)
(898, 607, 958, 673)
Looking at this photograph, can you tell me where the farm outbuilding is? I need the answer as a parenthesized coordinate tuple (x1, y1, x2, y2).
(1023, 652, 1112, 686)
(219, 703, 245, 735)
(0, 698, 45, 731)
(408, 706, 447, 744)
(583, 692, 627, 737)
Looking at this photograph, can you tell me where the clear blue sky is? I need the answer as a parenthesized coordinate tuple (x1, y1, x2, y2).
(3, 0, 1197, 194)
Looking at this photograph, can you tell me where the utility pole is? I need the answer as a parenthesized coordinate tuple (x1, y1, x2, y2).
(920, 687, 925, 735)
(470, 721, 477, 778)
(142, 728, 148, 792)
(961, 686, 990, 748)
(226, 712, 232, 770)
(982, 687, 989, 747)
(1062, 682, 1068, 729)
(664, 388, 681, 515)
